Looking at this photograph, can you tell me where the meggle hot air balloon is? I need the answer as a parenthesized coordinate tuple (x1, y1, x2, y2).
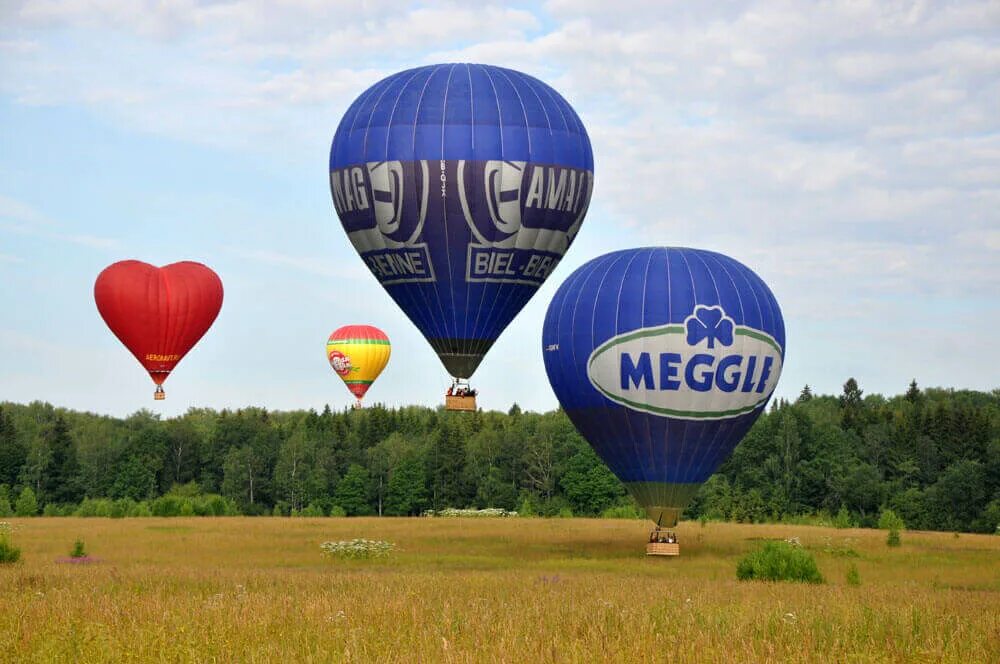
(329, 63, 593, 408)
(542, 248, 785, 554)
(326, 325, 391, 408)
(95, 260, 223, 400)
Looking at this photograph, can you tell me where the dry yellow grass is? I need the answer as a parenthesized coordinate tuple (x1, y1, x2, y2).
(1, 517, 998, 663)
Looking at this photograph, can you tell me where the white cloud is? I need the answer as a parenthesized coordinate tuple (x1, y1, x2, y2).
(230, 247, 367, 281)
(0, 193, 121, 250)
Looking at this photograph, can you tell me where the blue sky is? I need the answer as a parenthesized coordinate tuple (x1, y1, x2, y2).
(1, 1, 997, 417)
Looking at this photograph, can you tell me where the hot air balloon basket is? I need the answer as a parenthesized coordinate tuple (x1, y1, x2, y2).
(646, 542, 680, 556)
(647, 530, 680, 556)
(445, 395, 477, 412)
(153, 387, 165, 401)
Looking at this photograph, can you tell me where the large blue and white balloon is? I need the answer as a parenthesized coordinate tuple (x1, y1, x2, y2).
(330, 63, 593, 379)
(542, 247, 785, 526)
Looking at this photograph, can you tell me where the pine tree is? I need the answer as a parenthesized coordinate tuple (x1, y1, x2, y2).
(797, 385, 813, 403)
(42, 416, 82, 505)
(840, 378, 865, 431)
(385, 457, 428, 516)
(905, 379, 922, 404)
(427, 417, 468, 509)
(334, 464, 372, 516)
(0, 408, 26, 488)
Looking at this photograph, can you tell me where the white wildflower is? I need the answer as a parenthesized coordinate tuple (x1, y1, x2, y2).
(320, 539, 395, 560)
(422, 508, 518, 518)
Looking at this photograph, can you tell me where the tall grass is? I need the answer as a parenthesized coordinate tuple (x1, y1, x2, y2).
(0, 517, 997, 662)
(0, 521, 19, 564)
(736, 540, 824, 583)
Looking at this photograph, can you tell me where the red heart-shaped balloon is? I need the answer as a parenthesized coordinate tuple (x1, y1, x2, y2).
(95, 261, 223, 394)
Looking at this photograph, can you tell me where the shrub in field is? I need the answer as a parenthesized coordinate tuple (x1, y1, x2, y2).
(0, 522, 20, 564)
(846, 563, 861, 586)
(200, 495, 237, 516)
(832, 505, 854, 529)
(300, 503, 325, 517)
(151, 495, 186, 517)
(978, 499, 1000, 534)
(111, 498, 136, 518)
(129, 501, 152, 517)
(0, 486, 13, 517)
(148, 493, 236, 517)
(878, 508, 905, 531)
(70, 539, 87, 558)
(600, 502, 644, 519)
(15, 487, 38, 516)
(320, 539, 394, 560)
(887, 528, 901, 547)
(516, 496, 536, 517)
(329, 505, 347, 517)
(736, 541, 824, 584)
(75, 498, 114, 517)
(74, 499, 97, 517)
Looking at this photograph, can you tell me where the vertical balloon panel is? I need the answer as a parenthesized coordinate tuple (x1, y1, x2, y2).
(330, 64, 593, 379)
(542, 248, 785, 526)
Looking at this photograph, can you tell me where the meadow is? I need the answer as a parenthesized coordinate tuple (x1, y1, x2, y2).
(1, 517, 998, 663)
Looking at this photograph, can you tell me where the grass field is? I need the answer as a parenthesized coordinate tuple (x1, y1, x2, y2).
(1, 517, 998, 663)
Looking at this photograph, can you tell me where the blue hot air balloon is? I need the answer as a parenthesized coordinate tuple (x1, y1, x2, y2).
(542, 247, 785, 530)
(330, 63, 593, 382)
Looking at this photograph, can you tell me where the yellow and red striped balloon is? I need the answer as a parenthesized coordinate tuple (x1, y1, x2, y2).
(325, 325, 390, 405)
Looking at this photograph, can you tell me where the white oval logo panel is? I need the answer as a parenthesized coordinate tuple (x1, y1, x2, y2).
(586, 306, 783, 420)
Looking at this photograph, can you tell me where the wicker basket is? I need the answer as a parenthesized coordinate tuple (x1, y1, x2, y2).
(646, 541, 680, 556)
(445, 395, 477, 411)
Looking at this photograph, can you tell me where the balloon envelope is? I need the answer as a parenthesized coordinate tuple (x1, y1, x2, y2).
(542, 247, 785, 526)
(94, 260, 223, 392)
(326, 325, 391, 402)
(330, 63, 593, 378)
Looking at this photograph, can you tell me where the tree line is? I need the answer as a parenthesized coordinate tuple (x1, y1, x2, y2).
(0, 379, 997, 532)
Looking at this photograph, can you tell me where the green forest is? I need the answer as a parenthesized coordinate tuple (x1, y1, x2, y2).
(1, 379, 998, 534)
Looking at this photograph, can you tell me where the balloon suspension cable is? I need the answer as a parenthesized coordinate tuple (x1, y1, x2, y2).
(354, 399, 363, 409)
(153, 385, 165, 401)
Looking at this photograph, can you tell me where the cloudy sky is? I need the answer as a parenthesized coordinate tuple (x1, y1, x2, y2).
(1, 0, 997, 417)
